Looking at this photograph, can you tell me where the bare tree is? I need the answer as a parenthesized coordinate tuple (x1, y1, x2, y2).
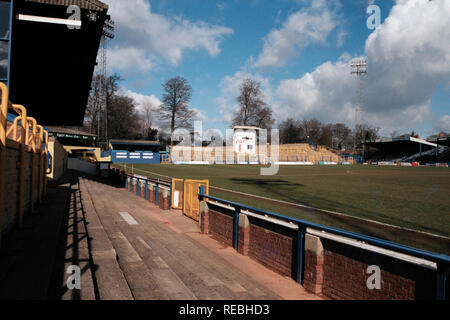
(107, 95, 141, 140)
(331, 123, 352, 149)
(159, 76, 196, 143)
(300, 118, 322, 144)
(232, 78, 274, 129)
(279, 118, 303, 144)
(84, 73, 122, 141)
(140, 100, 155, 138)
(84, 74, 102, 135)
(354, 124, 380, 144)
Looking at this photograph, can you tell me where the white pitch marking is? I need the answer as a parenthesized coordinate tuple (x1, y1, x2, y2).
(119, 212, 139, 225)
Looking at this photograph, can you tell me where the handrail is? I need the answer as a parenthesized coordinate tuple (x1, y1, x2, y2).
(198, 190, 450, 265)
(124, 173, 171, 187)
(26, 117, 37, 152)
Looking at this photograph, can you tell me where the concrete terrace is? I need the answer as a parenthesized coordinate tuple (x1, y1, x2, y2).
(0, 171, 321, 300)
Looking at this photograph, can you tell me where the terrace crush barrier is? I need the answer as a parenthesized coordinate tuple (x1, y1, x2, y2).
(197, 186, 450, 300)
(121, 173, 172, 210)
(115, 170, 210, 222)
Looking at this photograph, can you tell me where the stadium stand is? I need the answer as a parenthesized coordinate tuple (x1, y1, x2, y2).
(170, 143, 341, 164)
(364, 136, 450, 164)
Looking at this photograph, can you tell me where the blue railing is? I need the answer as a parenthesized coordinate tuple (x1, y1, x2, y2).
(198, 187, 449, 300)
(125, 173, 172, 208)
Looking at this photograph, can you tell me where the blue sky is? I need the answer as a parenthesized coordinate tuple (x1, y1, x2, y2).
(103, 0, 450, 138)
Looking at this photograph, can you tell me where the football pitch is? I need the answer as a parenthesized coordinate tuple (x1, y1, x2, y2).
(113, 163, 450, 254)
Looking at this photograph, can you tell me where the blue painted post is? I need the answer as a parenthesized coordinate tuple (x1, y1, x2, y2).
(436, 265, 447, 300)
(136, 178, 140, 196)
(130, 176, 133, 192)
(233, 207, 240, 250)
(296, 227, 305, 284)
(145, 181, 148, 200)
(199, 186, 204, 201)
(155, 183, 159, 205)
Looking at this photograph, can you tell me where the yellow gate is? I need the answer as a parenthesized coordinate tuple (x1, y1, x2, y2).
(183, 179, 209, 221)
(171, 178, 184, 209)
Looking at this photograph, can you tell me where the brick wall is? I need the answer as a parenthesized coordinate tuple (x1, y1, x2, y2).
(3, 140, 20, 233)
(304, 234, 436, 300)
(247, 223, 293, 277)
(206, 205, 234, 247)
(199, 201, 440, 300)
(202, 203, 294, 278)
(2, 139, 47, 234)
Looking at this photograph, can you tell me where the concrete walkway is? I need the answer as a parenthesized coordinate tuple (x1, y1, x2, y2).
(78, 174, 320, 300)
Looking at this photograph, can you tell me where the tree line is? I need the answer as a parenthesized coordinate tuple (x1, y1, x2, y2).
(278, 119, 380, 150)
(84, 74, 380, 150)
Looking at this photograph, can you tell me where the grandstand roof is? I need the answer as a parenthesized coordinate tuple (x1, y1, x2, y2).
(365, 136, 437, 148)
(232, 126, 263, 131)
(46, 126, 97, 138)
(9, 0, 108, 126)
(25, 0, 108, 11)
(428, 135, 450, 147)
(109, 139, 162, 146)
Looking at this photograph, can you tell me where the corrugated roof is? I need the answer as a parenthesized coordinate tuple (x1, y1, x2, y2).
(109, 139, 161, 145)
(46, 126, 98, 137)
(25, 0, 108, 11)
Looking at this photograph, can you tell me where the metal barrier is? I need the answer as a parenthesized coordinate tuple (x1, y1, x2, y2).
(198, 187, 450, 300)
(125, 173, 172, 208)
(0, 82, 50, 237)
(183, 179, 209, 221)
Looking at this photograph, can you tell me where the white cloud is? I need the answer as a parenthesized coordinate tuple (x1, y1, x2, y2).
(274, 0, 450, 135)
(436, 115, 450, 132)
(121, 88, 162, 112)
(104, 0, 233, 72)
(192, 108, 207, 122)
(107, 47, 155, 73)
(121, 87, 207, 130)
(253, 0, 339, 69)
